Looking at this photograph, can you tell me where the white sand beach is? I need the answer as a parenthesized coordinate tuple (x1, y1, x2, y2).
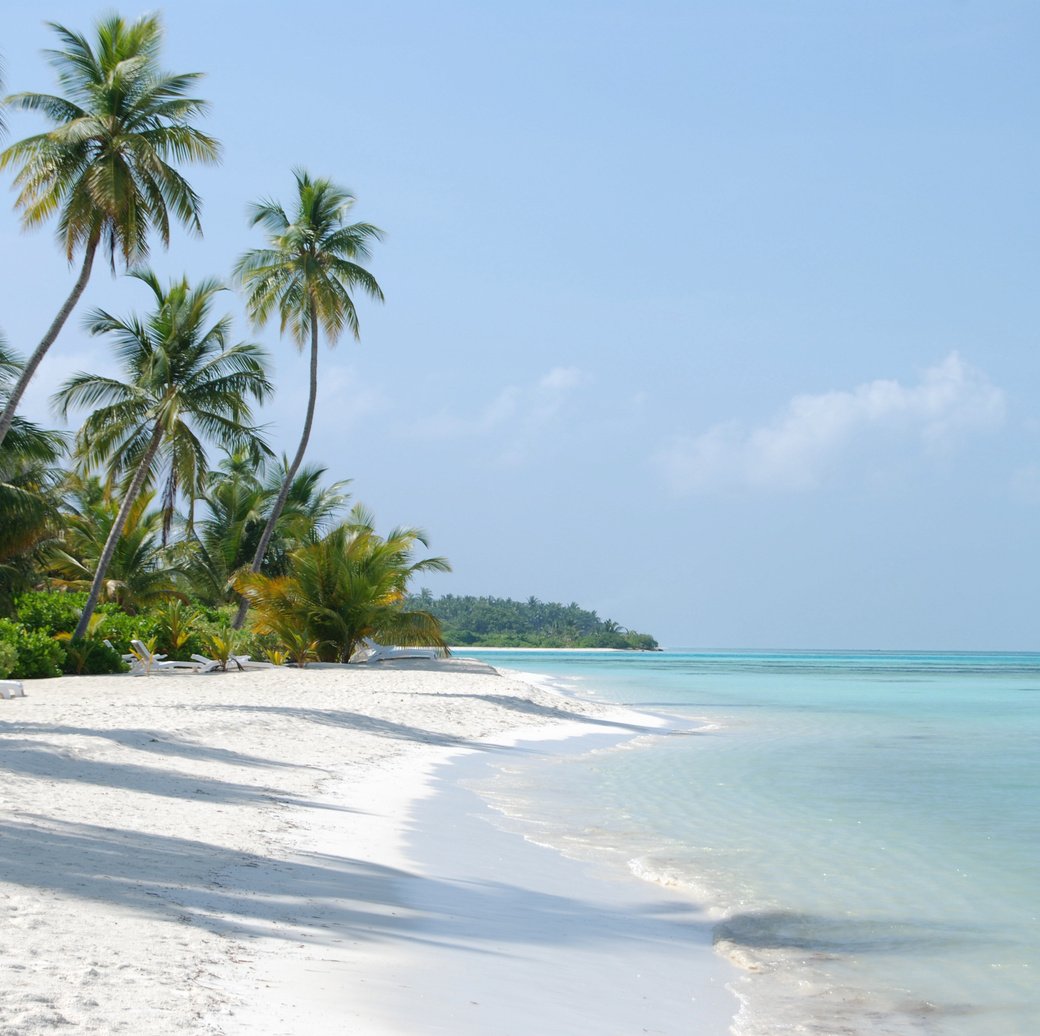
(0, 659, 736, 1034)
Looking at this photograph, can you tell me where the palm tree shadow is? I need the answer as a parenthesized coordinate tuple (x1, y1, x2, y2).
(427, 692, 654, 734)
(0, 815, 714, 955)
(3, 721, 302, 771)
(198, 703, 521, 752)
(0, 734, 352, 812)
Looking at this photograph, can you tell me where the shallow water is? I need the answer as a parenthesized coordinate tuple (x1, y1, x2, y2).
(460, 650, 1040, 1036)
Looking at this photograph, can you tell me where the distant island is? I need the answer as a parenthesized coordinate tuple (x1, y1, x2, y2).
(407, 592, 659, 650)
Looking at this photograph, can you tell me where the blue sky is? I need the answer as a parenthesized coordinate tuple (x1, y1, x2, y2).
(2, 2, 1038, 648)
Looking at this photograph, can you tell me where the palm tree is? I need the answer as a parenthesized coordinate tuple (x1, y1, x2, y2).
(231, 169, 383, 627)
(0, 336, 66, 610)
(181, 452, 350, 605)
(0, 13, 220, 448)
(48, 476, 184, 613)
(53, 270, 271, 639)
(261, 459, 352, 558)
(235, 505, 451, 662)
(177, 453, 267, 605)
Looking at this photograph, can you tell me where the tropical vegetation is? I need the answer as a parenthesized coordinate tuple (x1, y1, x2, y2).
(0, 12, 651, 676)
(231, 169, 384, 628)
(235, 506, 450, 663)
(54, 269, 272, 638)
(406, 593, 659, 650)
(0, 13, 219, 448)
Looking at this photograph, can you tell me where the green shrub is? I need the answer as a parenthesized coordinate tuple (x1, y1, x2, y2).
(149, 600, 204, 659)
(238, 630, 282, 662)
(0, 620, 67, 679)
(201, 625, 245, 671)
(60, 637, 126, 675)
(91, 609, 157, 654)
(0, 638, 17, 679)
(14, 591, 88, 635)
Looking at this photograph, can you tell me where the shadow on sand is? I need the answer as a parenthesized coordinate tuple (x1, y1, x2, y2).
(0, 814, 714, 956)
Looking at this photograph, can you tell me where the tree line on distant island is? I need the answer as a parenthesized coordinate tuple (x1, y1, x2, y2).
(406, 592, 660, 650)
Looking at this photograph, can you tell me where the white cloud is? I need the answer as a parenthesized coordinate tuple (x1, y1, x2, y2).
(413, 365, 586, 443)
(539, 366, 583, 393)
(657, 353, 1005, 493)
(304, 365, 389, 432)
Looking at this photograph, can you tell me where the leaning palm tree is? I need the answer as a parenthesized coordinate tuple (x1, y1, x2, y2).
(231, 169, 383, 627)
(235, 505, 451, 662)
(54, 270, 271, 639)
(0, 13, 220, 448)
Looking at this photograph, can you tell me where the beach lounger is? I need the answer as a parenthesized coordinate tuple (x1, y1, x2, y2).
(353, 638, 443, 663)
(189, 653, 277, 673)
(233, 655, 276, 670)
(129, 640, 203, 676)
(189, 654, 225, 673)
(0, 680, 26, 699)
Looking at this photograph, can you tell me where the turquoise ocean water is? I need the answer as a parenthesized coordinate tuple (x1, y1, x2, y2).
(459, 650, 1040, 1036)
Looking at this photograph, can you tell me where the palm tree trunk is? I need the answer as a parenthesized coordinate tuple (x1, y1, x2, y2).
(0, 235, 99, 449)
(73, 422, 164, 640)
(232, 302, 320, 629)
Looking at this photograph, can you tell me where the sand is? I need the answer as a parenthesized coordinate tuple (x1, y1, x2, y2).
(0, 658, 736, 1034)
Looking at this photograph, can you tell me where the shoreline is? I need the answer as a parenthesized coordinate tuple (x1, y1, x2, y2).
(0, 657, 736, 1034)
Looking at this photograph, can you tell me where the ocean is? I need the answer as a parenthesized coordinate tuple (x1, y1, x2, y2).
(458, 649, 1040, 1036)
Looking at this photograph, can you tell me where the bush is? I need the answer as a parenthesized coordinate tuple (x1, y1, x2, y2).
(11, 592, 172, 656)
(14, 591, 88, 635)
(0, 620, 67, 679)
(149, 600, 204, 659)
(60, 637, 126, 675)
(17, 629, 66, 679)
(0, 638, 17, 679)
(238, 630, 282, 662)
(91, 608, 157, 654)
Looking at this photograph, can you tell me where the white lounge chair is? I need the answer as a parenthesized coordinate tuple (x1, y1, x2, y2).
(353, 638, 443, 663)
(233, 655, 276, 670)
(0, 680, 26, 699)
(128, 640, 203, 676)
(189, 653, 277, 673)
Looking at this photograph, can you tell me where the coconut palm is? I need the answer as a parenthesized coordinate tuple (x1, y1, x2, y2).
(48, 477, 183, 612)
(0, 336, 66, 609)
(53, 270, 271, 639)
(235, 505, 450, 662)
(262, 460, 351, 556)
(182, 452, 350, 605)
(0, 13, 220, 448)
(231, 169, 383, 627)
(178, 454, 267, 605)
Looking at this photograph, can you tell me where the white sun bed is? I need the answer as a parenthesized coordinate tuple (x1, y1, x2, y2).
(128, 639, 204, 676)
(353, 638, 443, 663)
(190, 653, 277, 673)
